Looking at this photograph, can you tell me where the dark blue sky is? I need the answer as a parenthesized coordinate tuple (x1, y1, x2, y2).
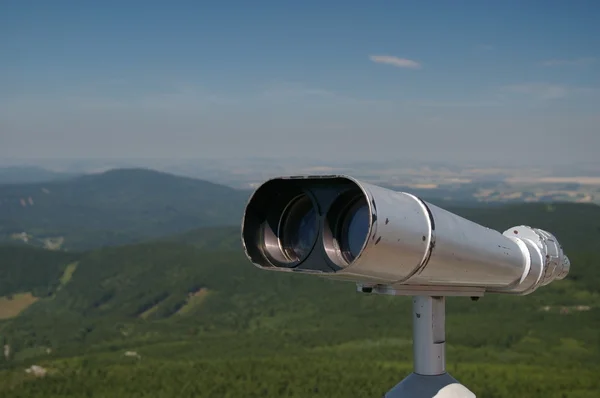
(1, 0, 598, 163)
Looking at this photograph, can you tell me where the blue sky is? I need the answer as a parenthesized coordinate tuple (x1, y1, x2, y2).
(1, 0, 599, 164)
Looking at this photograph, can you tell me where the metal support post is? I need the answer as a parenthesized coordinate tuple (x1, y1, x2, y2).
(384, 296, 476, 398)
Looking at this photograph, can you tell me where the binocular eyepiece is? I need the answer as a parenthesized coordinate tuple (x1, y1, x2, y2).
(242, 176, 372, 272)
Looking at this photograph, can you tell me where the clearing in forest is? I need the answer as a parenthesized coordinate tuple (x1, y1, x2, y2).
(139, 303, 161, 319)
(58, 262, 79, 289)
(0, 293, 39, 319)
(176, 288, 210, 315)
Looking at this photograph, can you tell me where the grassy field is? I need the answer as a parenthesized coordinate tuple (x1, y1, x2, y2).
(0, 293, 38, 320)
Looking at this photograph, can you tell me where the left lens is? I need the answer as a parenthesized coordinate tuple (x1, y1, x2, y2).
(279, 195, 318, 262)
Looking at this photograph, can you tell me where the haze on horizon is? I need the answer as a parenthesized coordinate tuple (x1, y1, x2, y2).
(1, 1, 599, 165)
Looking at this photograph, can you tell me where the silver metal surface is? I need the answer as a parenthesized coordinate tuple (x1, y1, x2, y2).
(493, 226, 570, 294)
(384, 296, 475, 397)
(413, 296, 446, 376)
(404, 201, 525, 287)
(241, 174, 572, 296)
(356, 283, 485, 297)
(332, 182, 433, 281)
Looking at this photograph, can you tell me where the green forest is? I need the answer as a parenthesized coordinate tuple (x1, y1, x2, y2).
(0, 171, 599, 397)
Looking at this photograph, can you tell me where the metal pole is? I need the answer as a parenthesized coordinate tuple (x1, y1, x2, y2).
(413, 296, 446, 375)
(385, 296, 475, 398)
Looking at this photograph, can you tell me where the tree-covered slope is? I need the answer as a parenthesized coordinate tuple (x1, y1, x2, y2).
(1, 238, 598, 397)
(1, 202, 598, 352)
(0, 202, 598, 397)
(160, 225, 241, 251)
(0, 246, 78, 298)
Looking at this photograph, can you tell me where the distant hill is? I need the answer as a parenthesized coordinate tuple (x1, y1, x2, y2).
(0, 166, 79, 185)
(0, 168, 250, 250)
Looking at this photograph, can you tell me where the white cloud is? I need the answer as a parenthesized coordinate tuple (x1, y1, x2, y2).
(541, 57, 596, 67)
(369, 55, 421, 69)
(501, 83, 595, 100)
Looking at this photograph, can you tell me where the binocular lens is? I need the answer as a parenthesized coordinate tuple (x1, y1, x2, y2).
(323, 190, 371, 268)
(242, 177, 373, 270)
(279, 195, 318, 262)
(343, 201, 370, 260)
(339, 198, 370, 262)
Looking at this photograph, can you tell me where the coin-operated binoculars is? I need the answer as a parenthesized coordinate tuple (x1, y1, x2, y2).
(241, 175, 570, 397)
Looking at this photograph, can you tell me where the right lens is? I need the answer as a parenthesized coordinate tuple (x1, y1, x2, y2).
(323, 189, 371, 268)
(339, 197, 370, 263)
(340, 198, 370, 262)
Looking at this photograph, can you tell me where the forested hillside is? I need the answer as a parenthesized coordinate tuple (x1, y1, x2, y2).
(0, 168, 250, 250)
(0, 246, 79, 297)
(0, 202, 599, 397)
(161, 226, 241, 251)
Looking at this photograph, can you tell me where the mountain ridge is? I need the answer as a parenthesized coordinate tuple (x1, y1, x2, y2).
(0, 166, 79, 185)
(0, 168, 251, 250)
